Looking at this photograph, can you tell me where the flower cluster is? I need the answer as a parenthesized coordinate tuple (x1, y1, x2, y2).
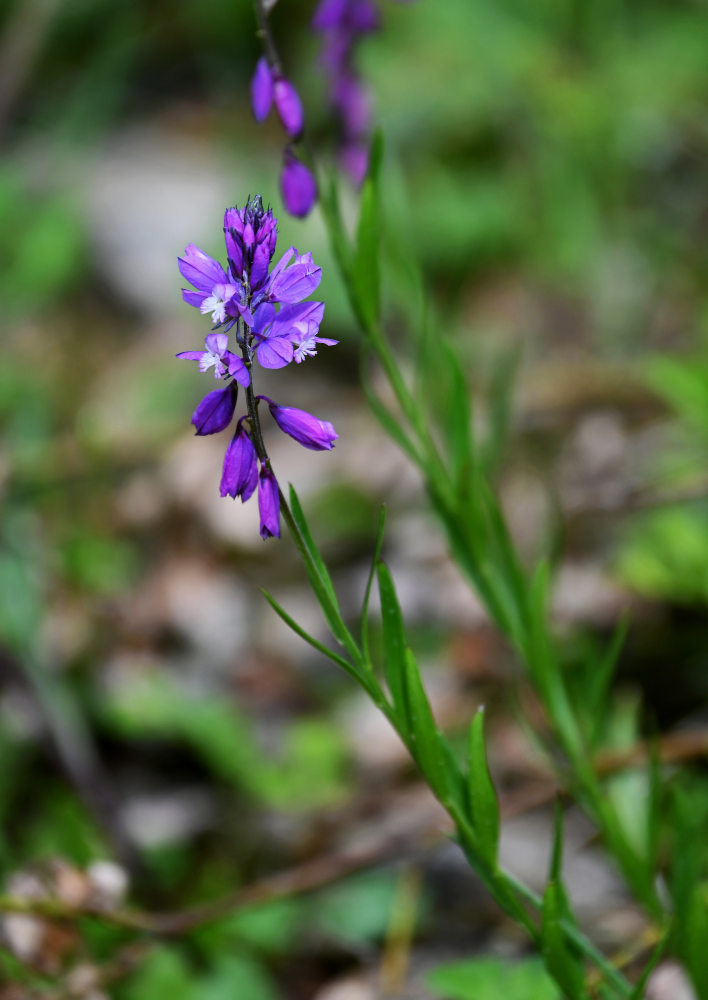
(177, 196, 338, 539)
(250, 57, 317, 219)
(312, 0, 411, 186)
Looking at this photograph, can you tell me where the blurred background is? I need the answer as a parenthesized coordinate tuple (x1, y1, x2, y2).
(2, 0, 708, 996)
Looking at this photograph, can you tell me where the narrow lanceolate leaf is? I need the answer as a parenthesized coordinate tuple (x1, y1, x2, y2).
(588, 617, 629, 749)
(352, 131, 383, 329)
(360, 353, 421, 464)
(541, 803, 587, 1000)
(441, 343, 474, 489)
(467, 708, 500, 866)
(402, 647, 448, 800)
(287, 486, 348, 645)
(360, 507, 387, 667)
(261, 589, 359, 682)
(377, 560, 407, 724)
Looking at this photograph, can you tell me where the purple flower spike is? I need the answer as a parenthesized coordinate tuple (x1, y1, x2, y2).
(273, 77, 304, 137)
(191, 384, 238, 436)
(279, 153, 317, 219)
(176, 198, 337, 529)
(258, 465, 281, 539)
(266, 401, 338, 451)
(251, 57, 273, 122)
(220, 420, 258, 501)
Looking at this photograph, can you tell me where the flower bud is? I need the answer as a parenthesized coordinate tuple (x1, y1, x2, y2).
(280, 153, 317, 219)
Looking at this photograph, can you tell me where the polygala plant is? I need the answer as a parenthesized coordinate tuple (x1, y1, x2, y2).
(2, 2, 707, 998)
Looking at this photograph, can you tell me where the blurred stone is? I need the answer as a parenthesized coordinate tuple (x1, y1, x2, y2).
(313, 977, 374, 1000)
(1, 912, 43, 963)
(115, 471, 166, 526)
(85, 124, 245, 317)
(552, 560, 628, 627)
(120, 787, 216, 848)
(559, 409, 631, 511)
(87, 861, 128, 910)
(647, 962, 697, 1000)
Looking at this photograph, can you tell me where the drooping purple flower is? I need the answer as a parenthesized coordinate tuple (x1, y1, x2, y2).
(177, 332, 250, 386)
(250, 57, 303, 137)
(273, 78, 304, 137)
(191, 384, 238, 436)
(280, 152, 317, 219)
(263, 399, 338, 451)
(220, 419, 258, 501)
(258, 465, 281, 539)
(251, 57, 274, 122)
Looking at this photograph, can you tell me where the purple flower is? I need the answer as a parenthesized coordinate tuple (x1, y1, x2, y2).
(267, 246, 322, 303)
(251, 57, 273, 122)
(312, 0, 379, 32)
(280, 152, 317, 218)
(273, 78, 304, 137)
(220, 419, 258, 501)
(177, 332, 250, 386)
(258, 465, 281, 539)
(250, 300, 335, 369)
(250, 58, 303, 137)
(251, 302, 294, 369)
(178, 244, 241, 316)
(264, 399, 338, 451)
(191, 384, 238, 436)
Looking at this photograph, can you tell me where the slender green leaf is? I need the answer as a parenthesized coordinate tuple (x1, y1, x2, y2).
(322, 174, 353, 277)
(481, 347, 520, 478)
(377, 560, 407, 723)
(467, 708, 500, 866)
(360, 352, 420, 464)
(589, 616, 629, 749)
(541, 805, 587, 1000)
(440, 343, 474, 488)
(402, 647, 448, 799)
(360, 508, 387, 668)
(261, 590, 359, 682)
(287, 486, 349, 646)
(288, 486, 338, 606)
